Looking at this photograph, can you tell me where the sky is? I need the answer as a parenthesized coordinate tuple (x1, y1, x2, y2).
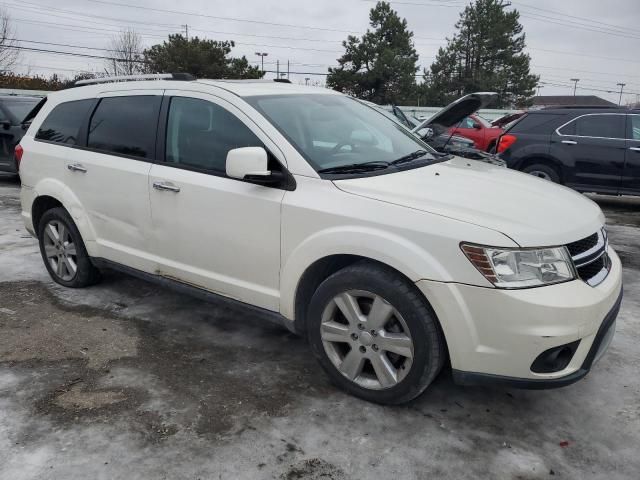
(6, 0, 640, 105)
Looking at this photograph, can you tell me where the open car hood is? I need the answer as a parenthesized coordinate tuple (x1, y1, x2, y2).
(412, 92, 497, 132)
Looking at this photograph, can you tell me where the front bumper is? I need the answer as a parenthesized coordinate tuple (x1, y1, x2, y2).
(416, 246, 623, 386)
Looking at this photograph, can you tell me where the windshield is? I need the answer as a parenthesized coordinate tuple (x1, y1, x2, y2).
(245, 94, 436, 173)
(2, 97, 40, 122)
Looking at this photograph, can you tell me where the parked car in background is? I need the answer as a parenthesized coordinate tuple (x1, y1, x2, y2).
(497, 107, 640, 197)
(0, 95, 42, 175)
(446, 113, 504, 152)
(361, 100, 497, 163)
(410, 92, 506, 165)
(18, 75, 622, 404)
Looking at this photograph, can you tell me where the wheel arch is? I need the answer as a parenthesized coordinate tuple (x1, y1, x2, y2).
(282, 227, 451, 331)
(31, 178, 97, 250)
(518, 155, 564, 182)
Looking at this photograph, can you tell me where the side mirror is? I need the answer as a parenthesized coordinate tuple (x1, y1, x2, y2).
(0, 120, 11, 130)
(226, 147, 270, 180)
(473, 123, 482, 130)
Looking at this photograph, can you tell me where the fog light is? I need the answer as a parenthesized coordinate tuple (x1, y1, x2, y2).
(531, 340, 581, 373)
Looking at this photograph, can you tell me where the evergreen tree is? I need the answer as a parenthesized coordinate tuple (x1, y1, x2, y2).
(421, 0, 538, 107)
(144, 35, 263, 79)
(327, 2, 418, 104)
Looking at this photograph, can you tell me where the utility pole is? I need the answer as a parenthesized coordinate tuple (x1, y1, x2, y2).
(182, 24, 189, 40)
(536, 84, 544, 96)
(276, 60, 279, 78)
(287, 60, 290, 79)
(570, 78, 579, 96)
(254, 52, 268, 75)
(617, 83, 626, 105)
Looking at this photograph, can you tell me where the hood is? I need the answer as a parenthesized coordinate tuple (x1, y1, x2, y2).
(412, 92, 498, 132)
(334, 157, 604, 246)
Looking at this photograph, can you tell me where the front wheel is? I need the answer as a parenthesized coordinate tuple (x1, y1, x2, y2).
(307, 262, 446, 404)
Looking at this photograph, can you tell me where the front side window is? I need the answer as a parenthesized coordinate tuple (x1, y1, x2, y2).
(88, 96, 161, 158)
(246, 94, 435, 173)
(165, 97, 263, 174)
(559, 114, 625, 139)
(35, 99, 93, 145)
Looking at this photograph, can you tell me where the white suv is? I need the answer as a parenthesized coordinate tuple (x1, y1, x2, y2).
(17, 75, 623, 404)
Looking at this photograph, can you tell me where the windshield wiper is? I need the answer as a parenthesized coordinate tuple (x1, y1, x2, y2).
(318, 161, 391, 174)
(391, 149, 430, 166)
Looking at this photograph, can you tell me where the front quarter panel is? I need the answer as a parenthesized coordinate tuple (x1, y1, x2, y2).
(279, 175, 517, 319)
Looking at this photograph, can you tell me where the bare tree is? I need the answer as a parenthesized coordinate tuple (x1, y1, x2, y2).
(0, 8, 19, 73)
(105, 28, 145, 76)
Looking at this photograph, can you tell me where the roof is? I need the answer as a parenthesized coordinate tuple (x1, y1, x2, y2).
(532, 95, 617, 107)
(43, 78, 336, 105)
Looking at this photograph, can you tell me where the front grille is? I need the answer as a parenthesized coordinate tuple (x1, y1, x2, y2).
(567, 233, 598, 257)
(567, 229, 610, 286)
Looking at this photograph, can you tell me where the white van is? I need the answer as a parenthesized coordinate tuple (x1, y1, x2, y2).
(16, 75, 622, 404)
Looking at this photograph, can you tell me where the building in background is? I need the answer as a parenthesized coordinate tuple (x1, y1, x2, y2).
(531, 95, 617, 109)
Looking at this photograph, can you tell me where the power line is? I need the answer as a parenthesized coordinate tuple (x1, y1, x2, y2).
(512, 0, 640, 36)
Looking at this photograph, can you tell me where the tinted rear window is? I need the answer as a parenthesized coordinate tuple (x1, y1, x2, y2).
(2, 98, 40, 122)
(88, 96, 161, 159)
(508, 113, 566, 134)
(35, 99, 94, 145)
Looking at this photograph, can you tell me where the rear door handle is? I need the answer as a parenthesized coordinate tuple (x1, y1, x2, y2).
(153, 181, 181, 193)
(67, 163, 87, 173)
(630, 147, 640, 152)
(561, 140, 577, 145)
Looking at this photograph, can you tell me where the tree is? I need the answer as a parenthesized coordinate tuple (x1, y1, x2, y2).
(105, 28, 145, 76)
(143, 34, 263, 79)
(327, 1, 418, 104)
(421, 0, 538, 108)
(0, 8, 18, 73)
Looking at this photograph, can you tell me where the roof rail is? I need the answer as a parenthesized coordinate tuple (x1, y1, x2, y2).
(541, 105, 622, 110)
(75, 73, 195, 86)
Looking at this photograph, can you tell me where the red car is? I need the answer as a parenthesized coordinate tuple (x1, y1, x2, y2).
(447, 114, 504, 152)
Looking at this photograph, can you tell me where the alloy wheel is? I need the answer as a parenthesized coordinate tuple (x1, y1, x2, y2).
(43, 220, 78, 281)
(320, 290, 414, 390)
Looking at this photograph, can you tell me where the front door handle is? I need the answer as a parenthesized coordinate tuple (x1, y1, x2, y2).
(153, 181, 181, 193)
(630, 147, 640, 152)
(67, 163, 87, 173)
(561, 140, 577, 145)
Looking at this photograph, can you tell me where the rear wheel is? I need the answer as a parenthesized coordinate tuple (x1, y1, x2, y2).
(523, 163, 560, 183)
(37, 207, 101, 288)
(307, 262, 445, 404)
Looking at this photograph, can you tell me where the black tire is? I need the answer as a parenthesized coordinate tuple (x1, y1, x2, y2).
(522, 163, 560, 183)
(37, 207, 101, 288)
(307, 261, 446, 405)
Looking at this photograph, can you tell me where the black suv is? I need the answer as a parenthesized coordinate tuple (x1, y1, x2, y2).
(497, 107, 640, 196)
(0, 95, 42, 175)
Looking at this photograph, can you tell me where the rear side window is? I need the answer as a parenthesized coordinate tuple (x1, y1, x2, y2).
(88, 96, 161, 159)
(560, 114, 625, 139)
(35, 99, 93, 145)
(629, 115, 640, 140)
(509, 113, 565, 134)
(165, 97, 262, 174)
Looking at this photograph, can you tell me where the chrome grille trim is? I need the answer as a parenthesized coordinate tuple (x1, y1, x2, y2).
(568, 228, 610, 287)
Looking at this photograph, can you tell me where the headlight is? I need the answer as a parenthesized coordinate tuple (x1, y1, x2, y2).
(461, 243, 576, 288)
